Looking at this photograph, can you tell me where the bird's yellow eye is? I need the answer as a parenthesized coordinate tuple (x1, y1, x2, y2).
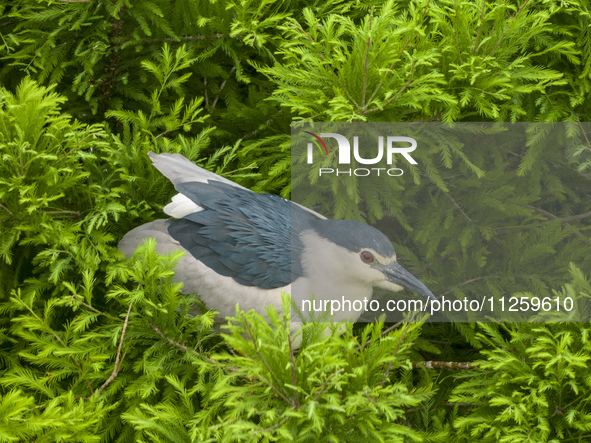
(360, 251, 374, 263)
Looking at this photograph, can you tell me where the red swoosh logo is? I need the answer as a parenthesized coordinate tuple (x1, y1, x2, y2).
(304, 131, 328, 154)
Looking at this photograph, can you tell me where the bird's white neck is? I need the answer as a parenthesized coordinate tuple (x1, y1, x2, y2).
(292, 230, 375, 322)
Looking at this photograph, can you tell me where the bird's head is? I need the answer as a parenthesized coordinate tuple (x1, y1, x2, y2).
(300, 219, 436, 301)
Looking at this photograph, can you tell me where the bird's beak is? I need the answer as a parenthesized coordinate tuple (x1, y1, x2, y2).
(380, 262, 436, 301)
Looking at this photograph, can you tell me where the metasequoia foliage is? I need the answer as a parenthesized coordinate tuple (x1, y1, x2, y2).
(0, 0, 590, 441)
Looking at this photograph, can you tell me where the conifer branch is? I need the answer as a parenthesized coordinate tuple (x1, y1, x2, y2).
(487, 0, 530, 58)
(21, 299, 95, 395)
(70, 293, 118, 320)
(381, 321, 411, 387)
(362, 60, 415, 115)
(97, 300, 133, 396)
(381, 321, 403, 337)
(150, 325, 235, 368)
(292, 23, 360, 108)
(412, 361, 474, 370)
(473, 0, 486, 55)
(313, 369, 344, 402)
(242, 314, 293, 406)
(527, 206, 590, 244)
(365, 2, 429, 109)
(288, 333, 300, 411)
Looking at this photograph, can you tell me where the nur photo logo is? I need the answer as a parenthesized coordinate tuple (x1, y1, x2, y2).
(304, 131, 419, 177)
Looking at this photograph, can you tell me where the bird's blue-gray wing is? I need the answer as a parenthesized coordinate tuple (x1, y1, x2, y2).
(167, 180, 315, 290)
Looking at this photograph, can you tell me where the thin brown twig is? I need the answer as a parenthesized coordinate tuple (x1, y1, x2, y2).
(288, 334, 300, 411)
(421, 0, 431, 20)
(212, 66, 237, 110)
(150, 325, 231, 368)
(365, 37, 411, 107)
(439, 275, 499, 298)
(412, 361, 474, 370)
(151, 325, 189, 352)
(44, 210, 82, 215)
(381, 321, 404, 337)
(97, 301, 133, 396)
(454, 0, 463, 64)
(527, 205, 590, 244)
(578, 120, 591, 152)
(251, 416, 289, 435)
(505, 149, 524, 158)
(69, 293, 118, 321)
(135, 34, 226, 45)
(528, 205, 560, 220)
(363, 319, 404, 349)
(363, 60, 415, 115)
(54, 132, 101, 166)
(313, 369, 344, 402)
(0, 203, 13, 216)
(425, 339, 453, 345)
(382, 60, 415, 108)
(514, 0, 531, 19)
(486, 33, 504, 58)
(257, 2, 274, 22)
(562, 212, 591, 223)
(296, 112, 322, 123)
(361, 16, 373, 108)
(406, 401, 474, 414)
(443, 191, 472, 222)
(243, 110, 283, 140)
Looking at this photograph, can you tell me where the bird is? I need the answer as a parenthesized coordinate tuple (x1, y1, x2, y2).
(118, 151, 436, 328)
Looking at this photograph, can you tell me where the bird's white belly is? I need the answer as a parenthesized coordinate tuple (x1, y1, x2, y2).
(175, 256, 289, 321)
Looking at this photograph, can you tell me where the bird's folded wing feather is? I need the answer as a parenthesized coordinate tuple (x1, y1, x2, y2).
(168, 180, 315, 289)
(148, 151, 327, 220)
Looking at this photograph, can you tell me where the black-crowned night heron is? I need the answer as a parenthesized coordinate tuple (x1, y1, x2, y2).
(119, 152, 435, 325)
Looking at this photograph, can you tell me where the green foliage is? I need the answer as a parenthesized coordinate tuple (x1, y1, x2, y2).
(0, 0, 590, 441)
(195, 298, 431, 442)
(452, 265, 591, 442)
